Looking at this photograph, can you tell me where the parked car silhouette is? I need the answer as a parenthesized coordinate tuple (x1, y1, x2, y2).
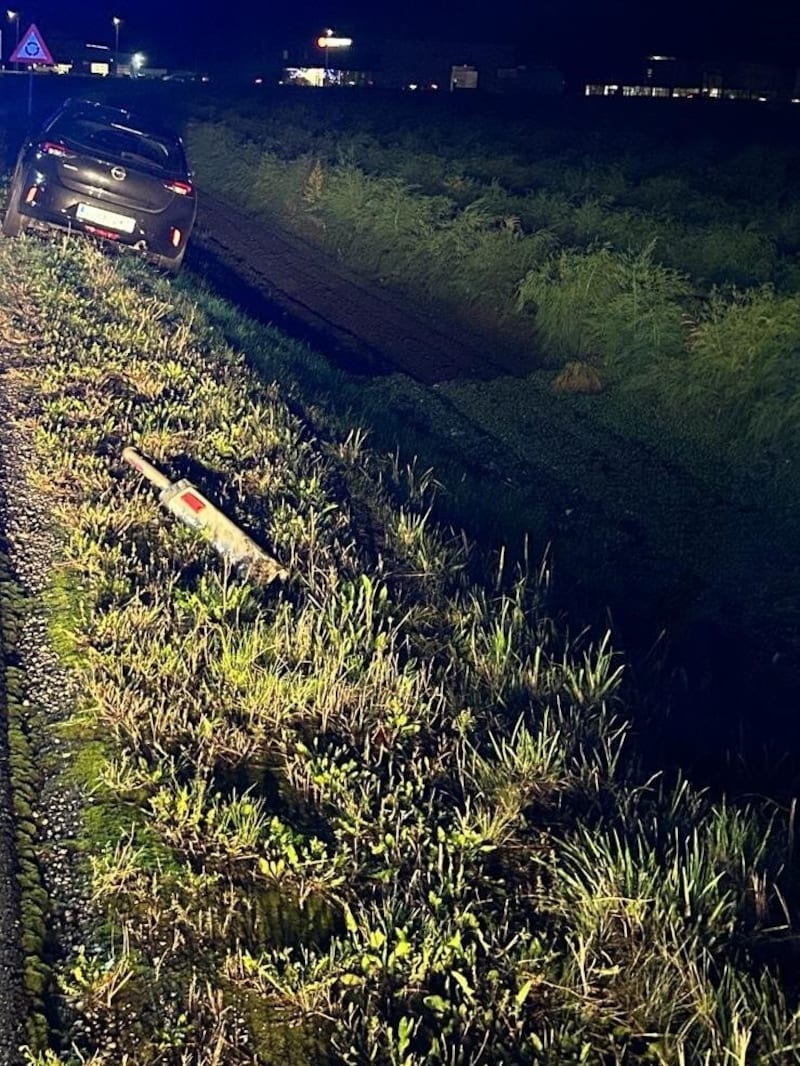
(2, 97, 197, 273)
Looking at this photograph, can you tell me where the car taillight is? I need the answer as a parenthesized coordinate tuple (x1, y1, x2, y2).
(39, 141, 72, 158)
(170, 227, 182, 248)
(163, 180, 194, 196)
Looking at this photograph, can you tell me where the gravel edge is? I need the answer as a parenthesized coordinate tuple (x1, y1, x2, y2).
(0, 350, 89, 1062)
(0, 554, 24, 1065)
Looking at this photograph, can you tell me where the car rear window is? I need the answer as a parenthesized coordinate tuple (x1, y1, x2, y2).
(49, 115, 185, 174)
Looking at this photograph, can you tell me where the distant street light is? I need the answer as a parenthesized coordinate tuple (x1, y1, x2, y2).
(112, 16, 122, 73)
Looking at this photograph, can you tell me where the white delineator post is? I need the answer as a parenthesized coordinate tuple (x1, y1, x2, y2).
(122, 446, 287, 584)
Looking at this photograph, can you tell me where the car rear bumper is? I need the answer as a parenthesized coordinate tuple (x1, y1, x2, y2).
(16, 175, 196, 257)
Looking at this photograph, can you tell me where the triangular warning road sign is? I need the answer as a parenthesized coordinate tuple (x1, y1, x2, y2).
(10, 24, 54, 66)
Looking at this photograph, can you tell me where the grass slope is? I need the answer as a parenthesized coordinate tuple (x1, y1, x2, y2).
(0, 232, 798, 1064)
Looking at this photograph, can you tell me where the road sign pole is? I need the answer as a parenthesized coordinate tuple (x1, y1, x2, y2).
(27, 67, 32, 118)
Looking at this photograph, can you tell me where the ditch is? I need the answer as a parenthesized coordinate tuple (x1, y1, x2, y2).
(188, 198, 800, 798)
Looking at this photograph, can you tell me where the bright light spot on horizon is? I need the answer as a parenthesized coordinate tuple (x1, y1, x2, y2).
(317, 35, 353, 48)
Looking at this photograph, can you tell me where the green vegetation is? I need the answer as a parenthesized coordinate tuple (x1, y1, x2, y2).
(183, 94, 800, 460)
(2, 228, 800, 1064)
(178, 92, 800, 705)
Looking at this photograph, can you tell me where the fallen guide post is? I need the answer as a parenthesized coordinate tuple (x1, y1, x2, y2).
(122, 446, 287, 584)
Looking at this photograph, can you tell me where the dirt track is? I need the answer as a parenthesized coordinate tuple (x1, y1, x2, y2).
(190, 191, 534, 384)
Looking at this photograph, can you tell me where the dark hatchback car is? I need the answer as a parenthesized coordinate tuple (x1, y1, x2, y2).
(2, 98, 196, 272)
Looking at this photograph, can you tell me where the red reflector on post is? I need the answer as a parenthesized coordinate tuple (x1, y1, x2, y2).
(180, 491, 206, 513)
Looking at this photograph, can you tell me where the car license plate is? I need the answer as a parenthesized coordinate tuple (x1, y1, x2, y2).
(76, 202, 136, 234)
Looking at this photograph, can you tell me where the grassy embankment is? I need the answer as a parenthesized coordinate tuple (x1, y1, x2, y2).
(5, 87, 800, 659)
(1, 224, 799, 1064)
(182, 93, 800, 457)
(184, 97, 800, 466)
(180, 93, 800, 760)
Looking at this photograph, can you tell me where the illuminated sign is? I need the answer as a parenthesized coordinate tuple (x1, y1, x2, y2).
(451, 65, 478, 90)
(317, 35, 352, 48)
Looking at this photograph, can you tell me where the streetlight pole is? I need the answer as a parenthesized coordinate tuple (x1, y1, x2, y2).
(7, 10, 18, 48)
(7, 11, 18, 70)
(323, 27, 331, 85)
(112, 16, 121, 74)
(317, 29, 352, 87)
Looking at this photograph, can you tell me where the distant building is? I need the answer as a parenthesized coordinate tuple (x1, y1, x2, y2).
(48, 41, 115, 77)
(364, 38, 516, 92)
(496, 64, 565, 95)
(450, 64, 479, 90)
(273, 36, 563, 95)
(585, 55, 797, 102)
(279, 67, 371, 88)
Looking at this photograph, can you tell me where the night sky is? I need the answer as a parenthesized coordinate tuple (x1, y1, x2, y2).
(11, 0, 800, 72)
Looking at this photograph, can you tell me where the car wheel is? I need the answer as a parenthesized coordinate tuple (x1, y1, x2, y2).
(2, 181, 28, 237)
(151, 245, 186, 275)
